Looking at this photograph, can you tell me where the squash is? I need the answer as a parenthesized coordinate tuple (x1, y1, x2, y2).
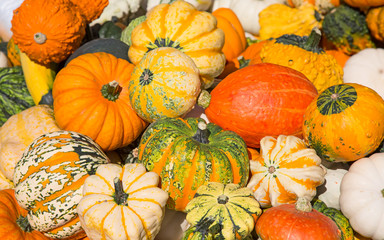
(212, 8, 247, 62)
(247, 135, 326, 208)
(11, 0, 86, 65)
(303, 83, 384, 162)
(0, 66, 34, 127)
(0, 51, 9, 68)
(97, 20, 125, 40)
(255, 197, 341, 240)
(13, 131, 110, 239)
(69, 0, 109, 23)
(77, 163, 169, 240)
(128, 0, 225, 89)
(147, 0, 213, 11)
(343, 48, 384, 100)
(287, 0, 339, 14)
(343, 0, 384, 8)
(183, 182, 262, 240)
(120, 15, 146, 46)
(366, 6, 384, 42)
(325, 49, 350, 68)
(6, 37, 21, 67)
(322, 5, 375, 56)
(260, 28, 344, 93)
(0, 189, 53, 240)
(258, 3, 322, 40)
(339, 153, 384, 239)
(316, 168, 348, 210)
(231, 39, 269, 69)
(53, 52, 148, 152)
(129, 47, 201, 123)
(0, 105, 61, 189)
(0, 0, 23, 41)
(205, 63, 318, 148)
(138, 117, 250, 211)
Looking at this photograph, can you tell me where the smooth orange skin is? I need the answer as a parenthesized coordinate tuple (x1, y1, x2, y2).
(205, 63, 318, 148)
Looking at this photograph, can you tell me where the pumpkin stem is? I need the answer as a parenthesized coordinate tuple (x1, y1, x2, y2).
(197, 90, 211, 109)
(192, 121, 210, 144)
(101, 80, 122, 101)
(16, 215, 33, 232)
(303, 27, 322, 52)
(113, 177, 129, 206)
(217, 194, 229, 204)
(34, 32, 47, 44)
(295, 197, 312, 212)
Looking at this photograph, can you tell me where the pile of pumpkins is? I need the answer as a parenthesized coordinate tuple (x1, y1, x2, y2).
(0, 0, 384, 239)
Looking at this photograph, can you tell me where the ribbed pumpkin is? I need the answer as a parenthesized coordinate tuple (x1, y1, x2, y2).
(303, 83, 384, 162)
(129, 47, 201, 123)
(205, 63, 318, 148)
(260, 28, 344, 93)
(183, 182, 262, 240)
(13, 131, 109, 239)
(247, 135, 326, 208)
(0, 189, 53, 240)
(138, 117, 250, 211)
(53, 52, 147, 152)
(128, 0, 226, 89)
(343, 0, 384, 8)
(11, 0, 86, 65)
(366, 6, 384, 42)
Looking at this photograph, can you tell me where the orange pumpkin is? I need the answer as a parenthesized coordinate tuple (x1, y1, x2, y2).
(0, 189, 53, 240)
(232, 40, 269, 69)
(52, 52, 148, 151)
(343, 0, 384, 7)
(69, 0, 109, 23)
(325, 49, 350, 68)
(11, 0, 86, 65)
(212, 8, 247, 62)
(366, 6, 384, 42)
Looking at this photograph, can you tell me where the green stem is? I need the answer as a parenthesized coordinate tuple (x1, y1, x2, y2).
(197, 90, 211, 109)
(113, 177, 128, 206)
(16, 215, 33, 232)
(101, 80, 122, 101)
(192, 121, 210, 144)
(295, 197, 312, 212)
(303, 27, 322, 52)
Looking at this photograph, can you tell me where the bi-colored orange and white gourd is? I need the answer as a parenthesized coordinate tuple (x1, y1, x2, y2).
(77, 163, 169, 240)
(247, 135, 326, 208)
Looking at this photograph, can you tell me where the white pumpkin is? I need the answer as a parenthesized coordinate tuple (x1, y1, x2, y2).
(0, 51, 9, 68)
(340, 153, 384, 240)
(343, 48, 384, 100)
(0, 0, 23, 41)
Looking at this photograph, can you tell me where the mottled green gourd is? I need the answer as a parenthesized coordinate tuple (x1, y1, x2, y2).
(322, 5, 375, 55)
(0, 66, 35, 126)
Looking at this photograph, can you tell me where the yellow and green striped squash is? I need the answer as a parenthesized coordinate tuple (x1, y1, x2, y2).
(13, 131, 109, 239)
(138, 117, 250, 212)
(128, 0, 226, 89)
(129, 47, 201, 123)
(183, 182, 262, 240)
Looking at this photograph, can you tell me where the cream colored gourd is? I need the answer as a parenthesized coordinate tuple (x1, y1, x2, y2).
(247, 135, 326, 208)
(340, 153, 384, 240)
(0, 105, 60, 189)
(77, 163, 169, 240)
(316, 168, 348, 210)
(0, 0, 23, 41)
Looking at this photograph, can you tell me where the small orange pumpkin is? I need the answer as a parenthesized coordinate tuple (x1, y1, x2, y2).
(69, 0, 109, 23)
(232, 39, 270, 69)
(366, 6, 384, 42)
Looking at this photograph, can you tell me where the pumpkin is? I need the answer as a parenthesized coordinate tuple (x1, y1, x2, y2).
(183, 182, 262, 240)
(255, 197, 341, 240)
(303, 83, 384, 162)
(53, 52, 148, 152)
(339, 153, 384, 239)
(97, 20, 125, 40)
(13, 131, 110, 239)
(247, 135, 326, 208)
(11, 0, 86, 65)
(260, 28, 344, 93)
(212, 8, 247, 62)
(0, 0, 23, 41)
(258, 3, 322, 40)
(77, 163, 169, 240)
(343, 0, 384, 8)
(120, 15, 146, 46)
(325, 49, 350, 68)
(138, 117, 250, 211)
(6, 37, 20, 66)
(0, 189, 53, 240)
(0, 105, 61, 189)
(70, 0, 109, 23)
(147, 0, 213, 11)
(287, 0, 339, 14)
(128, 0, 225, 89)
(129, 47, 201, 123)
(322, 5, 375, 56)
(0, 66, 34, 127)
(231, 39, 269, 69)
(366, 6, 384, 42)
(205, 63, 318, 148)
(316, 168, 348, 210)
(343, 48, 384, 100)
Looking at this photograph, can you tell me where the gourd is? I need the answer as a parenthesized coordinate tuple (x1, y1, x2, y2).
(138, 117, 250, 211)
(231, 40, 269, 69)
(0, 105, 61, 189)
(325, 49, 350, 68)
(129, 47, 201, 123)
(256, 197, 341, 240)
(128, 0, 225, 89)
(77, 163, 169, 240)
(0, 189, 53, 240)
(339, 153, 384, 240)
(205, 63, 318, 148)
(120, 15, 146, 46)
(316, 168, 348, 210)
(260, 28, 344, 93)
(302, 83, 384, 162)
(6, 37, 21, 67)
(13, 131, 110, 239)
(258, 3, 322, 40)
(183, 182, 262, 240)
(322, 5, 375, 56)
(69, 0, 109, 23)
(0, 66, 34, 127)
(0, 0, 23, 41)
(53, 52, 148, 152)
(287, 0, 339, 14)
(343, 48, 384, 100)
(247, 135, 326, 208)
(366, 6, 384, 42)
(342, 0, 384, 8)
(146, 0, 213, 11)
